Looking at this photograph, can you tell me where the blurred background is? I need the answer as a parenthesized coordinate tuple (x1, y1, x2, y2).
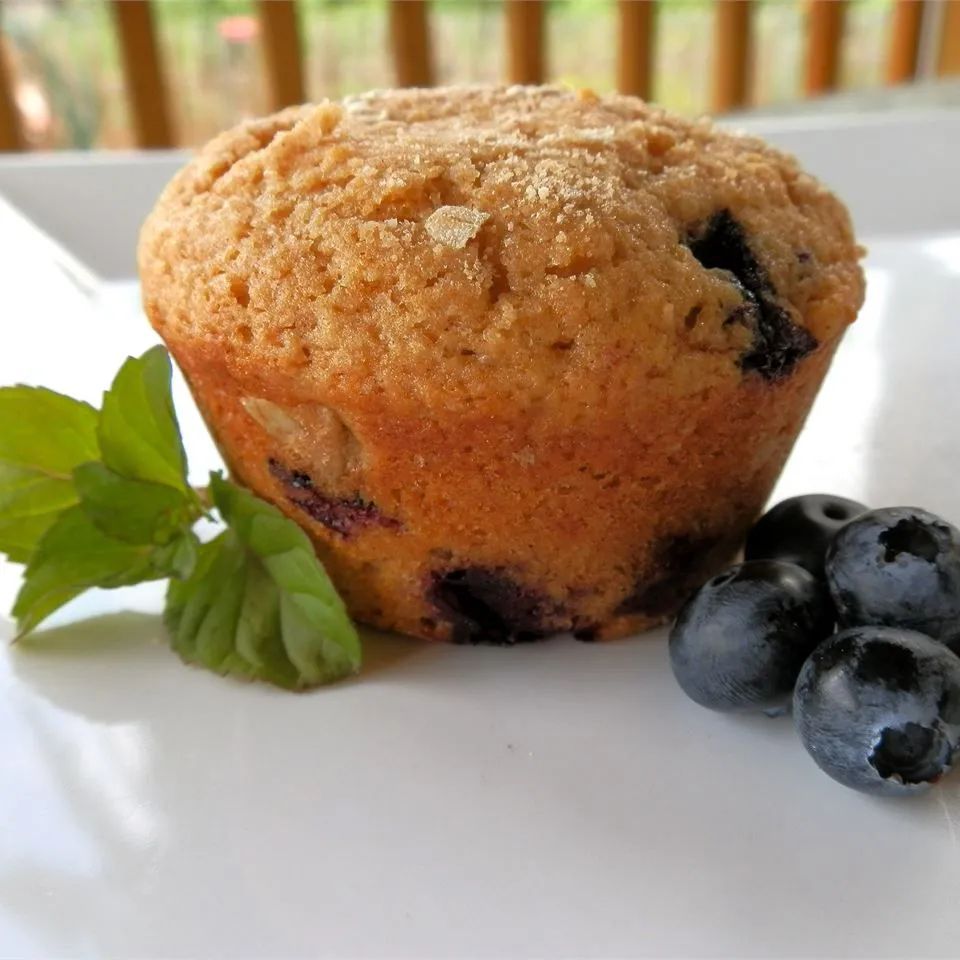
(0, 0, 958, 151)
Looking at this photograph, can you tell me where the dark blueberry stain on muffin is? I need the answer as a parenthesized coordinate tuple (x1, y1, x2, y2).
(268, 458, 400, 537)
(616, 534, 721, 618)
(428, 566, 560, 645)
(686, 209, 818, 381)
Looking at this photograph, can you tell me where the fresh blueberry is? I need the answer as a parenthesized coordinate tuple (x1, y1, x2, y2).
(825, 507, 960, 652)
(744, 494, 867, 578)
(669, 559, 834, 713)
(793, 626, 960, 795)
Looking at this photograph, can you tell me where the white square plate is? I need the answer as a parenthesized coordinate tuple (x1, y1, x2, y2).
(2, 111, 960, 959)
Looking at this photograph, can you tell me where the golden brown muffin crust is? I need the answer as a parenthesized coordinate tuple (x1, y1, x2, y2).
(141, 86, 861, 412)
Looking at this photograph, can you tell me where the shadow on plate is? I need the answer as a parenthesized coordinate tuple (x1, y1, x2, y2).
(4, 608, 435, 721)
(11, 610, 164, 655)
(357, 624, 435, 677)
(5, 611, 178, 723)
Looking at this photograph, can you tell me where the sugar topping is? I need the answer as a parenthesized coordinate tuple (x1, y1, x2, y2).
(424, 206, 489, 249)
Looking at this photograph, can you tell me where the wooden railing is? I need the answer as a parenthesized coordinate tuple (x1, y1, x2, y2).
(260, 0, 307, 111)
(1, 0, 960, 151)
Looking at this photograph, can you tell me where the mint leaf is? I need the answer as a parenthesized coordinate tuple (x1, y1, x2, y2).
(154, 530, 199, 581)
(0, 464, 80, 564)
(98, 347, 189, 493)
(165, 473, 360, 689)
(165, 532, 269, 682)
(0, 386, 99, 562)
(73, 462, 196, 545)
(0, 386, 99, 472)
(13, 506, 198, 638)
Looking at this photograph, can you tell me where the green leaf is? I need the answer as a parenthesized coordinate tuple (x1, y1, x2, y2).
(13, 506, 198, 638)
(98, 347, 190, 493)
(73, 462, 195, 545)
(164, 473, 360, 689)
(0, 386, 99, 561)
(0, 464, 80, 563)
(154, 532, 200, 581)
(0, 385, 99, 475)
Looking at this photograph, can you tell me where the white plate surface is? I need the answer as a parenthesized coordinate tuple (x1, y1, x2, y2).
(1, 114, 960, 959)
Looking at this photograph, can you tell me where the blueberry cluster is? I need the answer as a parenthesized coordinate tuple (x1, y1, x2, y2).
(669, 496, 960, 796)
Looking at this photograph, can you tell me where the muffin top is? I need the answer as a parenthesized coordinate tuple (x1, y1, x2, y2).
(139, 85, 864, 416)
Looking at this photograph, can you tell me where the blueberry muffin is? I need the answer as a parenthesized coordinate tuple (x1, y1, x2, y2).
(138, 85, 865, 644)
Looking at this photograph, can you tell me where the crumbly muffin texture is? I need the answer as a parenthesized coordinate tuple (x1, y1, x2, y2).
(139, 85, 865, 644)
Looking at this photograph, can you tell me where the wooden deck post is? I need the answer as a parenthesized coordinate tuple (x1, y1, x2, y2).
(111, 0, 174, 148)
(259, 0, 306, 109)
(389, 0, 434, 88)
(712, 1, 754, 113)
(0, 30, 24, 151)
(938, 0, 960, 75)
(506, 0, 545, 85)
(886, 0, 925, 84)
(617, 0, 656, 100)
(805, 0, 847, 95)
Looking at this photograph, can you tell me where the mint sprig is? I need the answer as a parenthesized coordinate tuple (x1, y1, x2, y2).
(12, 506, 199, 637)
(73, 461, 196, 545)
(99, 348, 191, 493)
(166, 474, 360, 690)
(0, 387, 99, 562)
(0, 347, 361, 689)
